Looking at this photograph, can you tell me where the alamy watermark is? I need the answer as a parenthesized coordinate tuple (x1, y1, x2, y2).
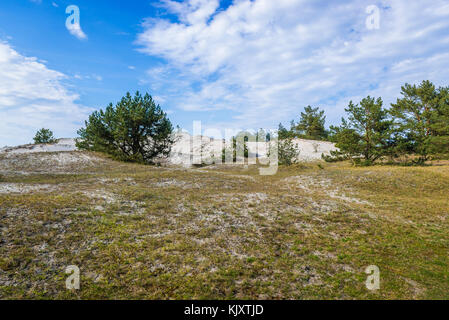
(66, 5, 87, 40)
(65, 265, 80, 290)
(365, 265, 380, 290)
(366, 5, 380, 30)
(178, 121, 279, 175)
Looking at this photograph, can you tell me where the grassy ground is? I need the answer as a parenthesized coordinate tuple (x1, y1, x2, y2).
(0, 151, 448, 299)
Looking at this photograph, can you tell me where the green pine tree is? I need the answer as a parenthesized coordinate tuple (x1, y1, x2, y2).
(390, 80, 449, 163)
(327, 96, 392, 165)
(429, 86, 449, 155)
(33, 128, 56, 144)
(278, 123, 290, 140)
(76, 91, 174, 164)
(293, 105, 328, 140)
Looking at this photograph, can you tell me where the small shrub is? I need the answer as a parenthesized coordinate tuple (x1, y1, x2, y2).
(33, 128, 56, 144)
(269, 137, 300, 166)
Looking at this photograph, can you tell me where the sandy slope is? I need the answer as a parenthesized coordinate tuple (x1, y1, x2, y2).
(0, 138, 77, 155)
(0, 133, 337, 166)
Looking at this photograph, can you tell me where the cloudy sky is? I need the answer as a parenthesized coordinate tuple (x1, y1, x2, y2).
(1, 0, 449, 146)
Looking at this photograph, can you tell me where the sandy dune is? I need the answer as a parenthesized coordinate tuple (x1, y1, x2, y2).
(1, 133, 337, 166)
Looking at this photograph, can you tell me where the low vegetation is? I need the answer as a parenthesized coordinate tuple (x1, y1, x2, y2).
(1, 151, 448, 299)
(9, 80, 447, 299)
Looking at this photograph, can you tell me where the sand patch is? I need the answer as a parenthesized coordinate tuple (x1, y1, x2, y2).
(0, 183, 55, 194)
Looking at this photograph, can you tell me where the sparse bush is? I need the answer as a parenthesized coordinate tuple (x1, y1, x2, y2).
(322, 152, 346, 163)
(33, 128, 56, 144)
(270, 137, 300, 166)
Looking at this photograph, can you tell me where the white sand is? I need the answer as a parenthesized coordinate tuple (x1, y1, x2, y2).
(169, 132, 338, 166)
(0, 138, 77, 155)
(0, 133, 337, 167)
(0, 183, 55, 194)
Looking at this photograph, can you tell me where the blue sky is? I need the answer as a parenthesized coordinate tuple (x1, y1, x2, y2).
(1, 0, 449, 146)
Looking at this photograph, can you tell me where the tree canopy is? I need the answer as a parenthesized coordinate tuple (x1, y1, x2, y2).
(390, 80, 449, 162)
(76, 91, 174, 164)
(292, 105, 328, 140)
(328, 96, 392, 165)
(33, 128, 56, 144)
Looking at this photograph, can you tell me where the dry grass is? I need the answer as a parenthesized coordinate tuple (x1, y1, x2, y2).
(0, 151, 448, 299)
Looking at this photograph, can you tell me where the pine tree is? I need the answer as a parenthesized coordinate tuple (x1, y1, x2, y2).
(390, 80, 449, 162)
(326, 118, 361, 163)
(277, 138, 299, 165)
(278, 123, 290, 140)
(76, 91, 174, 164)
(33, 128, 56, 144)
(268, 136, 299, 166)
(328, 96, 391, 165)
(293, 105, 328, 140)
(429, 86, 449, 155)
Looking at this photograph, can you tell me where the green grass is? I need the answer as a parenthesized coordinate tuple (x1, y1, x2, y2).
(0, 153, 448, 299)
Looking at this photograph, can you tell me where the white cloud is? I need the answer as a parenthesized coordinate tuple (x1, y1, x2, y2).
(159, 0, 220, 25)
(137, 0, 449, 130)
(72, 73, 102, 81)
(67, 23, 88, 41)
(0, 42, 92, 146)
